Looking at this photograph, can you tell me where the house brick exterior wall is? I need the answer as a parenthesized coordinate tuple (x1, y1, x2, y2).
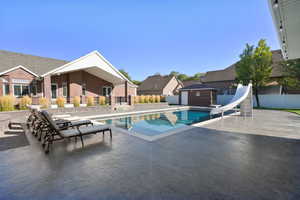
(0, 68, 36, 96)
(113, 83, 136, 97)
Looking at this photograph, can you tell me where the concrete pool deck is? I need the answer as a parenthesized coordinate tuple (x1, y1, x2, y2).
(0, 109, 300, 199)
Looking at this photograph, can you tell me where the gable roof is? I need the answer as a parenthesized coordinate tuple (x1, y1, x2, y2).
(138, 75, 177, 92)
(201, 50, 284, 83)
(0, 50, 68, 76)
(0, 50, 136, 86)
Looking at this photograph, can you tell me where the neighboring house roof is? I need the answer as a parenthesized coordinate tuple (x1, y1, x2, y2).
(138, 75, 179, 93)
(180, 84, 217, 91)
(0, 50, 68, 76)
(182, 80, 202, 87)
(201, 50, 284, 83)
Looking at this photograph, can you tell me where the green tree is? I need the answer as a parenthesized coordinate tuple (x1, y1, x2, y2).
(119, 69, 132, 81)
(236, 39, 273, 107)
(119, 69, 141, 86)
(280, 59, 300, 91)
(177, 74, 189, 81)
(169, 71, 180, 77)
(132, 80, 141, 85)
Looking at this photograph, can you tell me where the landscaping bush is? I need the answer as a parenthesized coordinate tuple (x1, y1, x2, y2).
(87, 96, 94, 106)
(39, 97, 49, 109)
(0, 95, 15, 111)
(19, 96, 32, 110)
(149, 95, 155, 103)
(144, 95, 150, 103)
(155, 95, 161, 103)
(99, 96, 106, 105)
(134, 96, 139, 104)
(139, 95, 145, 103)
(56, 97, 66, 107)
(73, 96, 80, 107)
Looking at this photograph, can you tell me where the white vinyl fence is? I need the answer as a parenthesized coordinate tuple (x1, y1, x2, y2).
(166, 95, 179, 105)
(217, 94, 300, 109)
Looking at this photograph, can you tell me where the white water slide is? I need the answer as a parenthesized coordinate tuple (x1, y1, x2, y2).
(210, 83, 252, 115)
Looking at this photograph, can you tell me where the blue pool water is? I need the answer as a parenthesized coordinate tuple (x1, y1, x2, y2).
(100, 110, 212, 136)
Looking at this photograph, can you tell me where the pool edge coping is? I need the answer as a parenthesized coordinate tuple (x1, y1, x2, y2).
(90, 109, 240, 142)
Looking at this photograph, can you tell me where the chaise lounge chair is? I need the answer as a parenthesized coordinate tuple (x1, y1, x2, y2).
(40, 110, 112, 154)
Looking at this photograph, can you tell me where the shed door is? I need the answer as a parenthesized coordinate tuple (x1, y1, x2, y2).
(181, 91, 188, 105)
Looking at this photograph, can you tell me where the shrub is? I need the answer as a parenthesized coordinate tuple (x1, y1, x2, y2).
(134, 96, 139, 104)
(19, 96, 32, 110)
(39, 97, 49, 109)
(99, 96, 106, 105)
(149, 95, 154, 103)
(0, 95, 15, 111)
(73, 96, 80, 107)
(139, 95, 145, 103)
(144, 95, 150, 103)
(87, 96, 94, 106)
(56, 97, 66, 107)
(155, 95, 161, 103)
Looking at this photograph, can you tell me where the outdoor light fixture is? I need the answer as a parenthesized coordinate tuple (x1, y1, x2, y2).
(273, 0, 279, 8)
(279, 21, 283, 32)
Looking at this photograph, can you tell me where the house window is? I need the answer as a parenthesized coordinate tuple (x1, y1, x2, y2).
(22, 85, 29, 96)
(13, 84, 30, 97)
(31, 84, 37, 96)
(62, 82, 68, 97)
(82, 83, 86, 95)
(102, 86, 112, 96)
(3, 84, 9, 95)
(196, 91, 200, 96)
(51, 84, 58, 99)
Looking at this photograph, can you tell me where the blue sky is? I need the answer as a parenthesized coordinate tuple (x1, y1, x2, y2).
(0, 0, 279, 81)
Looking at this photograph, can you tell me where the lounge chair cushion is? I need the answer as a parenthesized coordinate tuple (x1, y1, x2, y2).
(59, 125, 111, 137)
(70, 120, 92, 126)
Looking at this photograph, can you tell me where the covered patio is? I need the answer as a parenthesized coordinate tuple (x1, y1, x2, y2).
(36, 51, 137, 106)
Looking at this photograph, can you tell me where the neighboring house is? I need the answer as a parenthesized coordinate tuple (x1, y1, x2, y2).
(137, 75, 183, 96)
(0, 50, 137, 105)
(200, 49, 298, 94)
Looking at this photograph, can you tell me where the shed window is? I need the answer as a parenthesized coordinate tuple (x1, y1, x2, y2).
(196, 91, 200, 96)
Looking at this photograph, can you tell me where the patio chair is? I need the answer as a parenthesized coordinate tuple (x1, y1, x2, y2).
(30, 110, 93, 141)
(40, 110, 112, 154)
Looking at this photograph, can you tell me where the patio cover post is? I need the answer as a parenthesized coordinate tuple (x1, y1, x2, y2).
(43, 75, 51, 100)
(125, 81, 128, 102)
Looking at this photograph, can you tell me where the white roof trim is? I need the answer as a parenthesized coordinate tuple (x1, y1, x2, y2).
(0, 65, 39, 77)
(41, 50, 136, 86)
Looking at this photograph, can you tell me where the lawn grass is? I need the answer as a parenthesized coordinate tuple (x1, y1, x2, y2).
(255, 107, 300, 115)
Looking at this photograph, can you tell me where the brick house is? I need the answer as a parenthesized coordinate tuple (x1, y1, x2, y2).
(0, 50, 137, 105)
(200, 49, 300, 94)
(137, 74, 183, 96)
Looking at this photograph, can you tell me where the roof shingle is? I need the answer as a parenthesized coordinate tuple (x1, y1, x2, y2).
(0, 50, 68, 76)
(201, 50, 284, 83)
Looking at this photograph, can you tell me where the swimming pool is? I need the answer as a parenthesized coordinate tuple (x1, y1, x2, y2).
(99, 109, 214, 137)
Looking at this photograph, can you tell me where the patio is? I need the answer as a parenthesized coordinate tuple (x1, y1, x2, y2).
(0, 109, 300, 200)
